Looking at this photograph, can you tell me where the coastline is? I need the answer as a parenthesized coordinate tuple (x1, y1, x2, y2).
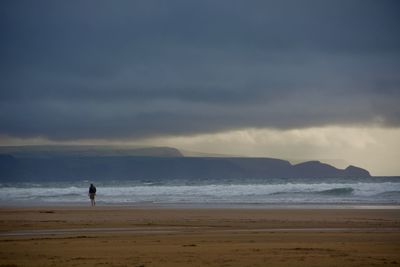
(2, 201, 400, 209)
(1, 206, 400, 266)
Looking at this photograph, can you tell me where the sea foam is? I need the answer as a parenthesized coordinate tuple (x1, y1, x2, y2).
(1, 181, 399, 205)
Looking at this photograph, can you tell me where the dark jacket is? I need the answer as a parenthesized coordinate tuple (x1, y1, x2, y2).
(89, 185, 96, 194)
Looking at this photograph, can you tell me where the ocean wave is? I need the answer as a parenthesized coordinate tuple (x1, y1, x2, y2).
(373, 191, 400, 197)
(34, 193, 83, 198)
(270, 187, 354, 196)
(317, 187, 354, 195)
(1, 181, 399, 204)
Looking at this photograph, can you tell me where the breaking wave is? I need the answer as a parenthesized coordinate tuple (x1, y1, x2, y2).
(0, 181, 399, 205)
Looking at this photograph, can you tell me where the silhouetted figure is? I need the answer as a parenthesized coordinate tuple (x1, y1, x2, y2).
(88, 183, 96, 206)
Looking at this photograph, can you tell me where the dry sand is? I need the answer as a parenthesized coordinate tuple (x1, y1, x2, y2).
(1, 207, 400, 266)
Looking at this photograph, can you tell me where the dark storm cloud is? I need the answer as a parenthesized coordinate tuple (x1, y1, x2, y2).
(1, 0, 399, 140)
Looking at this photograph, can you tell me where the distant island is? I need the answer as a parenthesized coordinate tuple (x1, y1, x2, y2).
(0, 145, 371, 182)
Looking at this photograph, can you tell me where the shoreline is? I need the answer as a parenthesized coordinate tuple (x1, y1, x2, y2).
(2, 201, 400, 209)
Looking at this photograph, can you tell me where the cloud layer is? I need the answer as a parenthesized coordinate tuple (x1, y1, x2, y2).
(1, 1, 399, 140)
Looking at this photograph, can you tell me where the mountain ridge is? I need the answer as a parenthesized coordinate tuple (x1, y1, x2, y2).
(0, 146, 371, 182)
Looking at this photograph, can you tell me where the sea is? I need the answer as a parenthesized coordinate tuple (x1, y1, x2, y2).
(1, 177, 400, 207)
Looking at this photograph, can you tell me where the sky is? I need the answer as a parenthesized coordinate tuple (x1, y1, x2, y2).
(1, 1, 400, 175)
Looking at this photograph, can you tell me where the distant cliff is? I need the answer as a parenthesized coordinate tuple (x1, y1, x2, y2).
(0, 146, 371, 182)
(0, 145, 183, 158)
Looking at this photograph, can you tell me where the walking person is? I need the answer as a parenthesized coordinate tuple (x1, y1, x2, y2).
(88, 183, 97, 206)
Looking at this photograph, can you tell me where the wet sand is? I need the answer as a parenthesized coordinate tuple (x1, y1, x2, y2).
(1, 207, 400, 266)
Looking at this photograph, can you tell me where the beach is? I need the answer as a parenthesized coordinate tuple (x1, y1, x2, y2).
(1, 207, 400, 266)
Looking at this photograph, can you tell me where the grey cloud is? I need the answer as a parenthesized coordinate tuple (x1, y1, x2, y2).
(0, 0, 399, 140)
